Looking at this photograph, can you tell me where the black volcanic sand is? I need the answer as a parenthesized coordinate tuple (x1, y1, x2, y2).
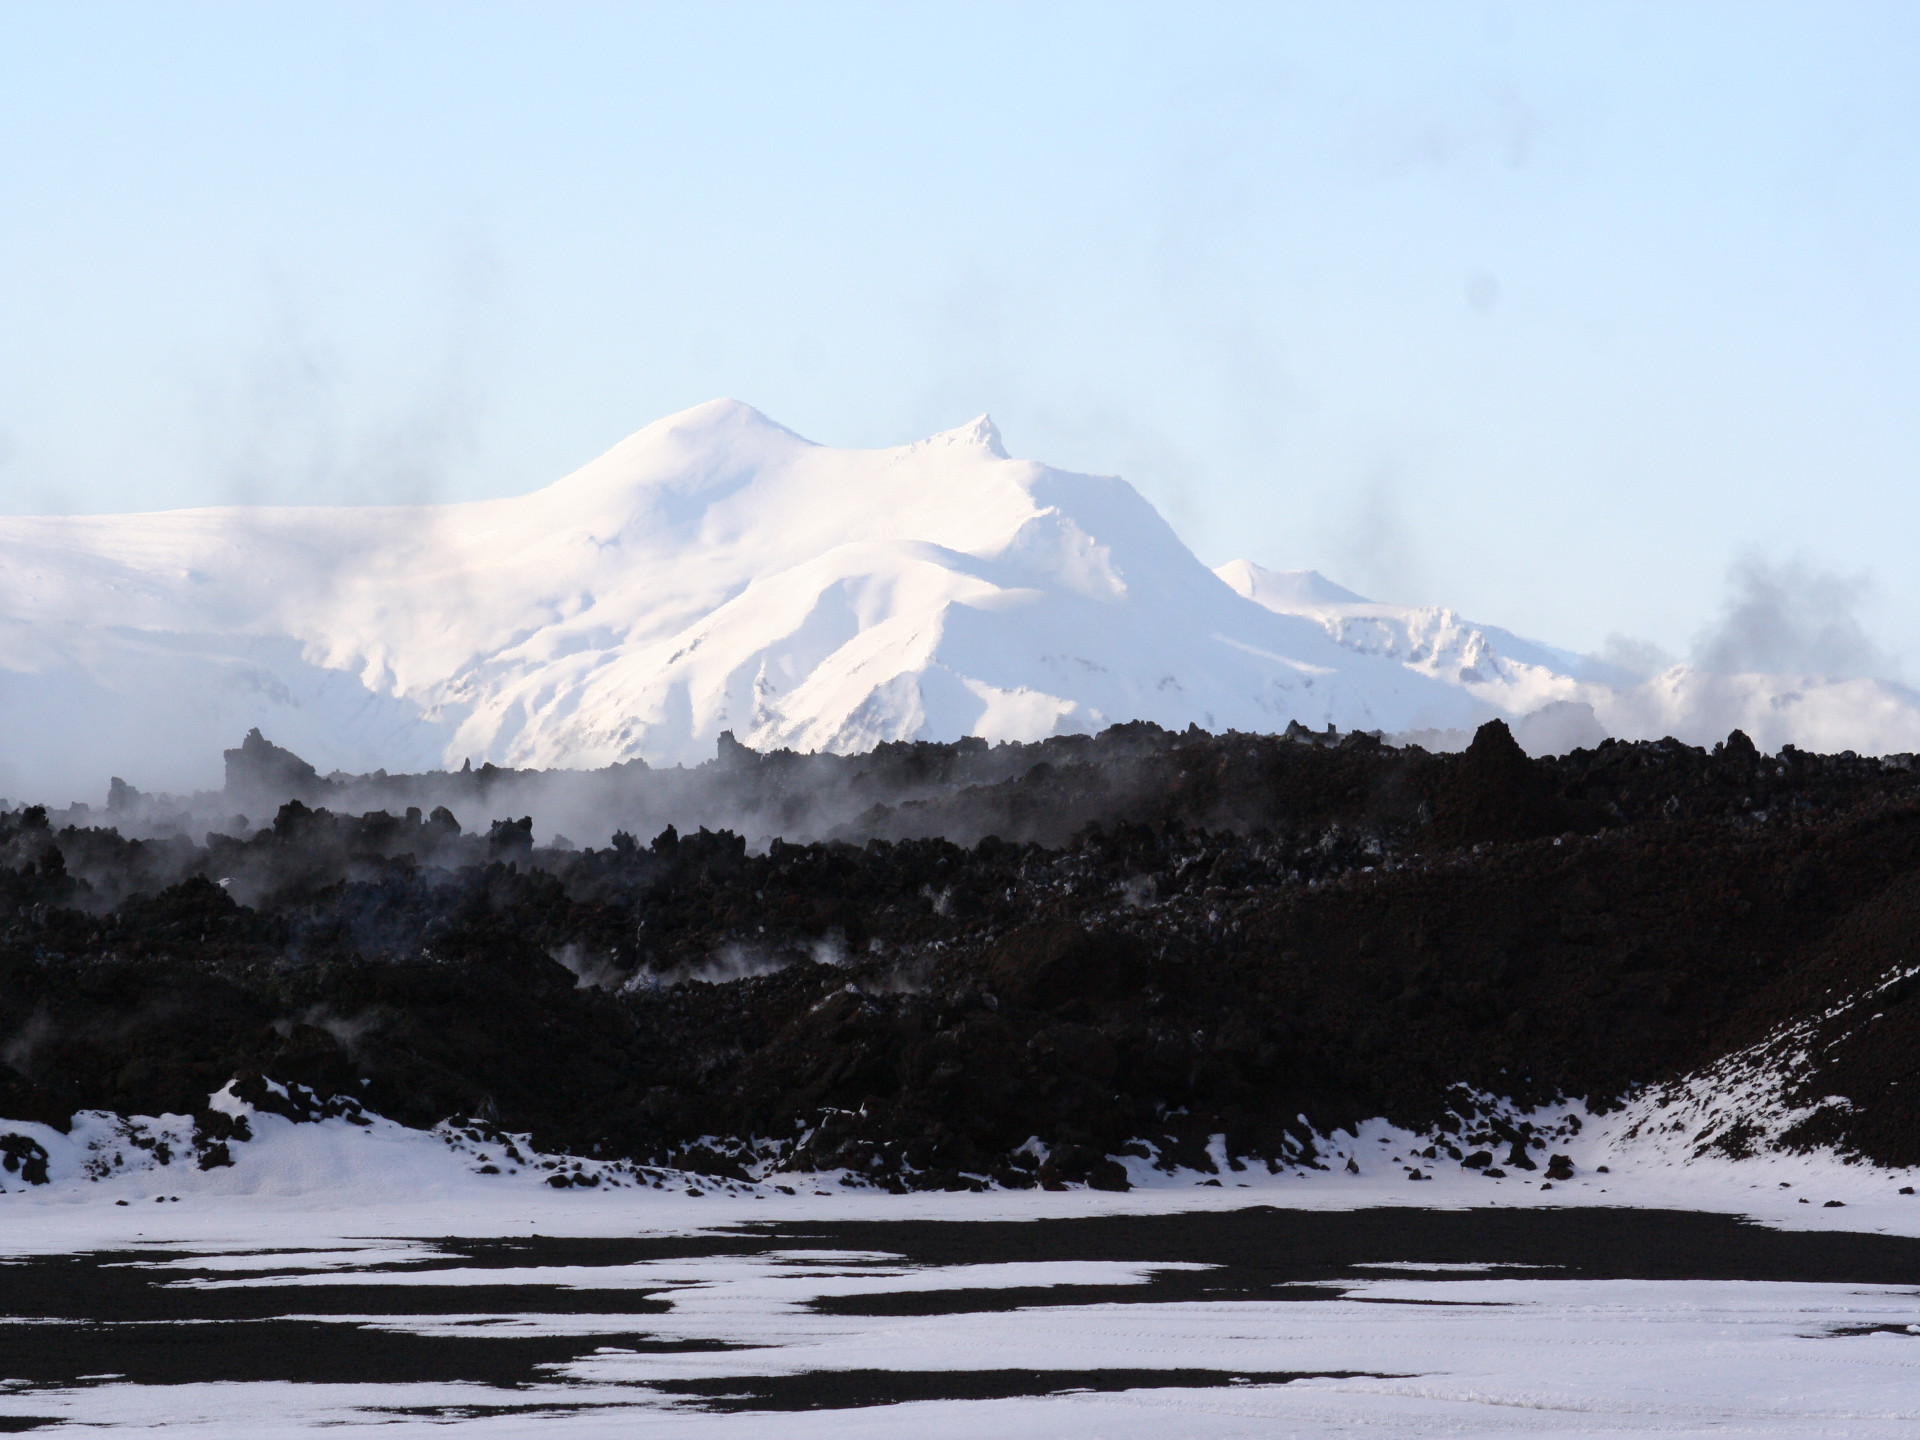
(3, 1208, 1919, 1411)
(8, 720, 1920, 1187)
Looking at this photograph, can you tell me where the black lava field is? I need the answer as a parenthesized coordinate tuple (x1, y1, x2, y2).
(7, 719, 1920, 1191)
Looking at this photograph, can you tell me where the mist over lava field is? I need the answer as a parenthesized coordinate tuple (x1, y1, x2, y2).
(10, 716, 1920, 1195)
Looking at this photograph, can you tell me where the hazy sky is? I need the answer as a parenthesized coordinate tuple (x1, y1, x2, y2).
(2, 2, 1916, 670)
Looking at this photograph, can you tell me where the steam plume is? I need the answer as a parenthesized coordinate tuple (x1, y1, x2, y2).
(1692, 553, 1894, 681)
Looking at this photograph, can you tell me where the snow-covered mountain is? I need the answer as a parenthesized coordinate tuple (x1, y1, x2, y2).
(1217, 558, 1920, 760)
(3, 399, 1917, 802)
(0, 401, 1488, 799)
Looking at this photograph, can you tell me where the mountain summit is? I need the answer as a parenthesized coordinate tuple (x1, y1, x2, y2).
(3, 402, 1916, 799)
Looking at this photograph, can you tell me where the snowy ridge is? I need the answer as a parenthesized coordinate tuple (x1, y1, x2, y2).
(1605, 956, 1920, 1169)
(1220, 558, 1920, 757)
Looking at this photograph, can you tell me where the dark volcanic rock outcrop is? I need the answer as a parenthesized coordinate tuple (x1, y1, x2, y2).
(5, 722, 1920, 1187)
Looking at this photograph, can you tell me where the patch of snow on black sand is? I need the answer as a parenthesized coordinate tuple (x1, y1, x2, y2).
(7, 1072, 1920, 1434)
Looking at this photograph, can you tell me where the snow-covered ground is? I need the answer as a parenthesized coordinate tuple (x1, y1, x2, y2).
(9, 400, 1920, 804)
(6, 1262, 1916, 1437)
(7, 1078, 1920, 1434)
(7, 1081, 1919, 1240)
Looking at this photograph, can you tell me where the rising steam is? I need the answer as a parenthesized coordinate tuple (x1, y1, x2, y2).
(1692, 552, 1895, 681)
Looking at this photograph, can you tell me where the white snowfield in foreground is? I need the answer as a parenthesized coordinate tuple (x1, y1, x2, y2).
(5, 1112, 1920, 1437)
(7, 399, 1919, 802)
(8, 1085, 1920, 1433)
(7, 1086, 1920, 1240)
(6, 1044, 1920, 1227)
(5, 1275, 1918, 1437)
(11, 1090, 1920, 1436)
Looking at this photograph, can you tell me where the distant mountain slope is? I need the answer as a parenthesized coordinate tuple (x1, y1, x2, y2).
(1, 401, 1493, 799)
(1218, 558, 1920, 758)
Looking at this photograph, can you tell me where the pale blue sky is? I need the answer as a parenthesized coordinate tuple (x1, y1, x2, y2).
(2, 2, 1917, 669)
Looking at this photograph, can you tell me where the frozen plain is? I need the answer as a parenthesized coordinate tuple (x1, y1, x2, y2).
(6, 1096, 1920, 1436)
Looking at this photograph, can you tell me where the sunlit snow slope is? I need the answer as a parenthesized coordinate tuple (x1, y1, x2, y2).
(1217, 559, 1920, 760)
(1, 402, 1492, 798)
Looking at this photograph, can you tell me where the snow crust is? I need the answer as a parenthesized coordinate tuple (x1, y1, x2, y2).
(9, 1271, 1920, 1436)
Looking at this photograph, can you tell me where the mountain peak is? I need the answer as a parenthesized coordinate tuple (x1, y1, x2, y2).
(655, 397, 812, 443)
(926, 414, 1009, 459)
(1215, 560, 1370, 608)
